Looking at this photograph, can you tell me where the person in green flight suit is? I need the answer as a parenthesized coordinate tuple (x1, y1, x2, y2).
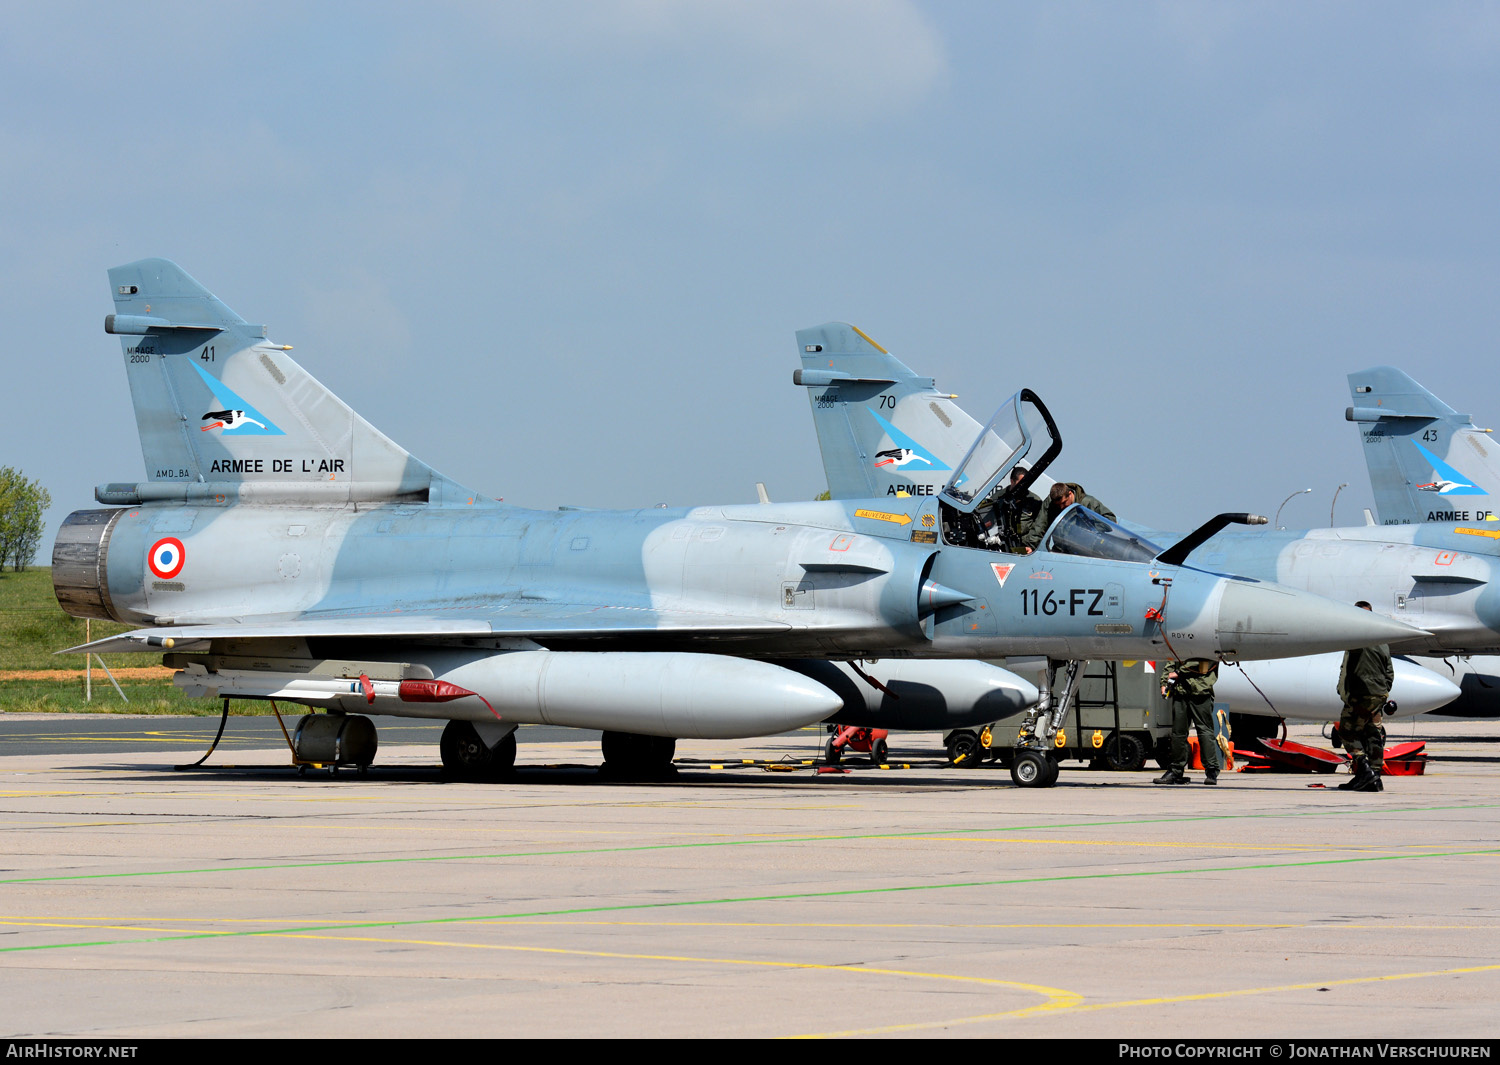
(1153, 658, 1223, 786)
(987, 465, 1043, 553)
(1335, 601, 1395, 793)
(1022, 481, 1115, 554)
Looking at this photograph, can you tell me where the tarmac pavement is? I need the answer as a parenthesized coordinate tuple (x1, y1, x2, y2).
(1, 714, 1497, 1039)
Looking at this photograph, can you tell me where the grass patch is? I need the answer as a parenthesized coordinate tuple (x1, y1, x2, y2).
(0, 679, 255, 715)
(0, 568, 142, 672)
(0, 568, 272, 715)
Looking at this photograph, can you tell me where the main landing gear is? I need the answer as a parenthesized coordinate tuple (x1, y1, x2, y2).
(440, 719, 518, 780)
(600, 731, 677, 778)
(1009, 659, 1085, 788)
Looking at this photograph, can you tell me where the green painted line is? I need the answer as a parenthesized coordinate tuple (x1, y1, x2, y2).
(4, 846, 1499, 956)
(4, 802, 1494, 886)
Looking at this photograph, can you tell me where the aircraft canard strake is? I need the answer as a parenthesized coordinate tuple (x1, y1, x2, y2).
(51, 264, 1417, 776)
(793, 324, 1500, 660)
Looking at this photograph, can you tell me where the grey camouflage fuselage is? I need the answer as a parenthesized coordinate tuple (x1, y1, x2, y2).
(52, 261, 1417, 746)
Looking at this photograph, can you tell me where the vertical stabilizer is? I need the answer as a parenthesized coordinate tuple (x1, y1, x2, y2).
(794, 324, 983, 500)
(1347, 366, 1497, 525)
(102, 259, 476, 506)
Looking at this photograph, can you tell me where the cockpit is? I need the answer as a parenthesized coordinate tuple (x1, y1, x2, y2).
(937, 389, 1062, 553)
(1042, 506, 1162, 563)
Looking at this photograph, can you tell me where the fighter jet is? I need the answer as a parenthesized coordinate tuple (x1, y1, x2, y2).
(1345, 367, 1500, 715)
(798, 324, 1476, 726)
(53, 262, 1412, 783)
(797, 325, 1500, 651)
(1346, 366, 1498, 526)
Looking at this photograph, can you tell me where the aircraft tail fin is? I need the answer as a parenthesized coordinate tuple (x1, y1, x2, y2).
(101, 259, 475, 507)
(794, 323, 985, 500)
(1347, 366, 1497, 525)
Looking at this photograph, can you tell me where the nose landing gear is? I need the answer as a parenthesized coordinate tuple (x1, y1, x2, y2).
(1010, 658, 1085, 788)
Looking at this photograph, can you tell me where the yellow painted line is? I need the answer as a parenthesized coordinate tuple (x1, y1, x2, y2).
(1065, 963, 1500, 1014)
(482, 920, 1304, 930)
(6, 915, 1492, 936)
(916, 836, 1372, 852)
(0, 828, 141, 834)
(0, 919, 237, 934)
(803, 962, 1500, 1037)
(1455, 527, 1500, 539)
(0, 915, 376, 926)
(0, 791, 99, 799)
(854, 508, 912, 526)
(261, 930, 1081, 1017)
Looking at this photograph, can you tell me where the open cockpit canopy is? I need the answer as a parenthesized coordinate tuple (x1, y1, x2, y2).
(939, 389, 1061, 514)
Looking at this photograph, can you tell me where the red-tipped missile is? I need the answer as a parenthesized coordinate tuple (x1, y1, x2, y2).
(398, 679, 476, 703)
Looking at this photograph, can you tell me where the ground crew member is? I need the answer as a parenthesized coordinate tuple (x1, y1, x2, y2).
(1022, 482, 1115, 553)
(1336, 601, 1395, 792)
(1153, 658, 1222, 786)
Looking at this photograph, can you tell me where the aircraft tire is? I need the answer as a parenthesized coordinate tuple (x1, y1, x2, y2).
(825, 738, 842, 765)
(945, 729, 986, 768)
(870, 738, 888, 766)
(1010, 749, 1056, 788)
(440, 719, 495, 780)
(489, 731, 517, 779)
(601, 731, 677, 777)
(1101, 732, 1148, 772)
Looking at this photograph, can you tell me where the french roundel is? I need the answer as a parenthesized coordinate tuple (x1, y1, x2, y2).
(148, 537, 186, 580)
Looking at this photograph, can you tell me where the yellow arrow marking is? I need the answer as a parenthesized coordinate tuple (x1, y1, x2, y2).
(1455, 527, 1500, 539)
(855, 509, 912, 526)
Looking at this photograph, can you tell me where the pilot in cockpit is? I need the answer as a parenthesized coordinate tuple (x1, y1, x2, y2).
(1022, 481, 1116, 554)
(985, 465, 1042, 554)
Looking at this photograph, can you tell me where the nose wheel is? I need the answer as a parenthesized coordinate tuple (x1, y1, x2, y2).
(1010, 749, 1059, 788)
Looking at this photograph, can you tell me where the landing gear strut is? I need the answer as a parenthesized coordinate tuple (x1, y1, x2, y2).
(1010, 658, 1086, 788)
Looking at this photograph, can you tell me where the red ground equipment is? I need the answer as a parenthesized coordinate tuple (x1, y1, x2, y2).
(826, 726, 890, 766)
(1255, 737, 1348, 773)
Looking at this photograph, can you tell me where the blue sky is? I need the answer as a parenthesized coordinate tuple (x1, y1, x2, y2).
(5, 1, 1499, 547)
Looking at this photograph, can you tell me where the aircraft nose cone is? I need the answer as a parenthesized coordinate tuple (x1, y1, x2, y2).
(1216, 581, 1429, 660)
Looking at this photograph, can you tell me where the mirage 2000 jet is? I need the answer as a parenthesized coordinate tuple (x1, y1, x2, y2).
(52, 261, 1414, 785)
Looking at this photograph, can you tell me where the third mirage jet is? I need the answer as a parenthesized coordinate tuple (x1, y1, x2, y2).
(52, 261, 1411, 783)
(1346, 366, 1500, 715)
(1346, 366, 1500, 527)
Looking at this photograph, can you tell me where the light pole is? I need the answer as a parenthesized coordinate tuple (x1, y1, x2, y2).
(1330, 483, 1348, 527)
(1276, 488, 1312, 530)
